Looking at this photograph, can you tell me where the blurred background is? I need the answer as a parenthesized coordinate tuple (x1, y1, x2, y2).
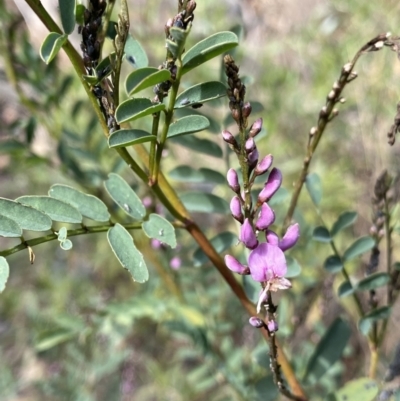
(1, 0, 400, 400)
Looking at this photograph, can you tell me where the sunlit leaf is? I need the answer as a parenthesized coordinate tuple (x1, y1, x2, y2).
(358, 306, 391, 335)
(142, 214, 176, 248)
(167, 115, 210, 138)
(181, 192, 229, 214)
(115, 98, 165, 124)
(305, 173, 322, 207)
(0, 215, 22, 238)
(193, 232, 237, 266)
(356, 272, 390, 292)
(125, 68, 171, 96)
(170, 135, 222, 157)
(17, 196, 82, 223)
(324, 255, 343, 273)
(108, 129, 155, 148)
(312, 226, 331, 243)
(343, 236, 375, 261)
(107, 224, 148, 283)
(0, 198, 52, 231)
(331, 211, 357, 237)
(303, 317, 351, 383)
(49, 184, 110, 222)
(328, 378, 378, 401)
(182, 31, 238, 74)
(0, 257, 10, 293)
(175, 81, 227, 109)
(124, 34, 148, 68)
(104, 173, 146, 219)
(40, 32, 68, 64)
(59, 0, 76, 34)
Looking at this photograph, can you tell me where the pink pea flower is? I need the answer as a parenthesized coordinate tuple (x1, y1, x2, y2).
(225, 255, 250, 275)
(240, 218, 259, 250)
(258, 168, 282, 203)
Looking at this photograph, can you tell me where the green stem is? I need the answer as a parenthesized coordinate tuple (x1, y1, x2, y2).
(148, 112, 161, 183)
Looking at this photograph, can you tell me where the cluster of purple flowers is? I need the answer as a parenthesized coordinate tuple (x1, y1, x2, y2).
(222, 118, 300, 316)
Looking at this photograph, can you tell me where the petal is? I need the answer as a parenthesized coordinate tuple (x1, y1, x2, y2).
(240, 218, 259, 250)
(255, 154, 273, 176)
(227, 169, 240, 193)
(255, 203, 275, 231)
(230, 196, 243, 223)
(249, 316, 264, 328)
(249, 118, 263, 137)
(224, 255, 249, 275)
(269, 276, 292, 291)
(245, 137, 255, 153)
(266, 230, 279, 246)
(248, 148, 259, 168)
(279, 223, 300, 251)
(258, 168, 282, 203)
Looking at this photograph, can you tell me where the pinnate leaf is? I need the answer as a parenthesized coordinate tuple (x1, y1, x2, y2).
(142, 214, 176, 248)
(58, 0, 76, 34)
(324, 255, 343, 273)
(125, 68, 171, 96)
(108, 129, 155, 148)
(167, 115, 210, 138)
(107, 224, 148, 283)
(312, 226, 331, 243)
(181, 192, 229, 214)
(175, 81, 227, 108)
(170, 135, 222, 157)
(115, 98, 165, 124)
(343, 236, 375, 261)
(358, 306, 391, 335)
(356, 272, 391, 292)
(331, 211, 357, 237)
(0, 257, 9, 293)
(124, 35, 148, 68)
(328, 378, 378, 401)
(40, 32, 68, 64)
(0, 215, 22, 238)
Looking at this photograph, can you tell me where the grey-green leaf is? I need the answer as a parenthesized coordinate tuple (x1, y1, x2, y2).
(343, 236, 375, 261)
(108, 129, 155, 148)
(324, 255, 343, 273)
(331, 211, 357, 237)
(49, 185, 110, 222)
(181, 192, 229, 214)
(104, 173, 145, 219)
(142, 214, 176, 248)
(175, 81, 227, 109)
(59, 0, 76, 34)
(124, 34, 148, 68)
(167, 115, 210, 138)
(107, 224, 148, 283)
(356, 272, 391, 292)
(0, 257, 10, 293)
(329, 378, 378, 401)
(115, 98, 165, 124)
(166, 26, 190, 59)
(312, 226, 331, 243)
(168, 165, 225, 184)
(170, 135, 222, 157)
(125, 68, 171, 96)
(303, 317, 351, 384)
(338, 281, 354, 298)
(0, 215, 22, 238)
(17, 196, 82, 223)
(286, 256, 302, 278)
(182, 31, 238, 74)
(0, 198, 52, 231)
(193, 231, 237, 267)
(40, 32, 68, 64)
(305, 173, 322, 207)
(358, 306, 391, 335)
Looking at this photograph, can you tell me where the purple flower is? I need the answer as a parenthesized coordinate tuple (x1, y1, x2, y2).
(227, 169, 240, 193)
(245, 137, 255, 153)
(258, 168, 282, 203)
(170, 256, 181, 270)
(222, 130, 237, 146)
(267, 320, 279, 333)
(249, 118, 263, 138)
(279, 223, 300, 251)
(249, 316, 265, 328)
(225, 255, 250, 275)
(255, 154, 273, 176)
(255, 203, 275, 231)
(230, 196, 244, 223)
(240, 218, 259, 250)
(248, 148, 259, 168)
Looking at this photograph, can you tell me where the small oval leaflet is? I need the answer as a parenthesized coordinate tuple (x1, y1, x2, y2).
(312, 226, 331, 243)
(115, 98, 166, 124)
(330, 378, 378, 401)
(108, 129, 155, 148)
(358, 306, 392, 335)
(17, 195, 82, 224)
(0, 257, 10, 293)
(125, 67, 171, 96)
(40, 32, 68, 64)
(330, 211, 357, 237)
(323, 255, 343, 274)
(167, 115, 210, 138)
(104, 173, 146, 220)
(58, 0, 76, 34)
(169, 135, 223, 158)
(142, 214, 176, 248)
(48, 185, 110, 222)
(181, 192, 229, 214)
(0, 198, 52, 232)
(343, 236, 375, 261)
(355, 272, 390, 292)
(107, 224, 149, 283)
(0, 214, 22, 238)
(124, 34, 148, 68)
(305, 173, 322, 207)
(175, 81, 227, 109)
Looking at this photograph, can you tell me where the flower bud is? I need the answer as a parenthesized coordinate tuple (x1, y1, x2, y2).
(279, 223, 300, 251)
(258, 168, 282, 203)
(267, 320, 279, 333)
(240, 218, 258, 250)
(222, 130, 237, 146)
(249, 316, 265, 328)
(225, 255, 249, 275)
(255, 203, 275, 231)
(248, 148, 259, 169)
(249, 118, 263, 137)
(245, 137, 255, 153)
(230, 196, 244, 223)
(170, 256, 181, 270)
(227, 169, 240, 193)
(255, 154, 273, 176)
(242, 102, 252, 118)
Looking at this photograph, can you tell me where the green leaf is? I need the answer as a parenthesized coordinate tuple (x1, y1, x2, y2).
(198, 168, 225, 184)
(338, 281, 354, 298)
(169, 135, 222, 157)
(166, 26, 190, 58)
(115, 98, 165, 124)
(35, 330, 77, 352)
(0, 140, 26, 153)
(16, 196, 82, 223)
(167, 115, 210, 138)
(125, 68, 171, 96)
(0, 257, 10, 293)
(329, 378, 378, 401)
(40, 32, 68, 64)
(0, 198, 52, 231)
(104, 173, 146, 219)
(83, 53, 117, 85)
(60, 239, 73, 250)
(108, 129, 155, 148)
(169, 165, 224, 184)
(356, 272, 391, 292)
(303, 317, 351, 383)
(175, 81, 227, 108)
(254, 375, 278, 401)
(182, 31, 238, 74)
(305, 173, 322, 207)
(286, 256, 301, 278)
(193, 232, 237, 267)
(358, 306, 391, 335)
(331, 211, 357, 237)
(49, 184, 110, 222)
(268, 187, 289, 206)
(181, 192, 229, 214)
(312, 226, 331, 243)
(124, 34, 148, 68)
(324, 255, 343, 273)
(59, 0, 76, 34)
(107, 224, 148, 283)
(343, 236, 375, 261)
(57, 227, 67, 241)
(0, 215, 22, 238)
(142, 214, 176, 248)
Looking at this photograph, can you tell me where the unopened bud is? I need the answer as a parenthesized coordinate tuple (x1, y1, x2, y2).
(267, 320, 279, 333)
(222, 130, 237, 146)
(249, 317, 265, 328)
(310, 127, 317, 136)
(327, 90, 336, 100)
(248, 148, 259, 169)
(245, 137, 256, 153)
(255, 154, 273, 176)
(340, 98, 346, 103)
(343, 62, 353, 73)
(242, 102, 252, 118)
(249, 118, 263, 137)
(230, 196, 243, 223)
(227, 169, 240, 193)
